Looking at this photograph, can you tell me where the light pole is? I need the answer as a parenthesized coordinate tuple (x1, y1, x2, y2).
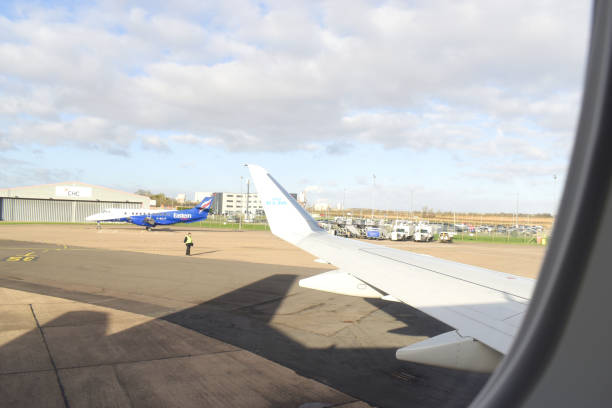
(371, 174, 376, 220)
(343, 188, 346, 217)
(239, 176, 243, 230)
(515, 192, 519, 227)
(245, 179, 250, 223)
(410, 189, 414, 220)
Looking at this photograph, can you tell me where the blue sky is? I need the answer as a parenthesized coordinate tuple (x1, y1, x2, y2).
(0, 1, 590, 214)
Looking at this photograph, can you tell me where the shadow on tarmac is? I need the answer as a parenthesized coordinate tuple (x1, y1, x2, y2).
(161, 275, 489, 408)
(1, 276, 489, 408)
(190, 250, 220, 256)
(0, 241, 489, 407)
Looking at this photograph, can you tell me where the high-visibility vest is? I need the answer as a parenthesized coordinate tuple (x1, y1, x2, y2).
(185, 235, 193, 244)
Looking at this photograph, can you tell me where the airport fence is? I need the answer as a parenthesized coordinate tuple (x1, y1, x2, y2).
(196, 215, 269, 231)
(434, 230, 548, 245)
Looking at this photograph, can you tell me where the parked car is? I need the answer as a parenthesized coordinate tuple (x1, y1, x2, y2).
(439, 231, 453, 243)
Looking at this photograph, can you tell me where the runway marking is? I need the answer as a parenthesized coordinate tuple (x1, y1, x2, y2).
(1, 245, 97, 262)
(3, 251, 39, 262)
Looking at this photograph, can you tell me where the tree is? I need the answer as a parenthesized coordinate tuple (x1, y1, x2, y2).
(134, 190, 178, 207)
(135, 189, 152, 197)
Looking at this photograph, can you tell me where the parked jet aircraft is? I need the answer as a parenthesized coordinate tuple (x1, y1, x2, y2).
(85, 207, 166, 222)
(86, 196, 214, 230)
(247, 164, 534, 372)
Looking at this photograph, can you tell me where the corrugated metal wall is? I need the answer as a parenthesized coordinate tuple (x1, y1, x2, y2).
(0, 198, 142, 222)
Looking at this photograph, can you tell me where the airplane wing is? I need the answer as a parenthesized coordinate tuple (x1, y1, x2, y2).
(247, 164, 535, 372)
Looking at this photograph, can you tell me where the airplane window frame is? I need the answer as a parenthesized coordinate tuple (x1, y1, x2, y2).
(472, 1, 612, 406)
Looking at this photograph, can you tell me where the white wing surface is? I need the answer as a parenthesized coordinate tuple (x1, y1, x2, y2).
(247, 164, 535, 372)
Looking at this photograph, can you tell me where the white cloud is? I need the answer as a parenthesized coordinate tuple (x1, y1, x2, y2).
(0, 154, 82, 186)
(141, 135, 171, 152)
(462, 162, 566, 185)
(304, 185, 324, 193)
(0, 0, 590, 189)
(5, 116, 135, 155)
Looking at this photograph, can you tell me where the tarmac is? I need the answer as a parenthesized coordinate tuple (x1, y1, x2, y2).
(0, 225, 545, 407)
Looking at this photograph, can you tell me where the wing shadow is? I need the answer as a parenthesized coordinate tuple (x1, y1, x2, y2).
(0, 243, 489, 408)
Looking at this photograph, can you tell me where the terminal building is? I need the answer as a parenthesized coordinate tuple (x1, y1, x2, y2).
(0, 182, 151, 222)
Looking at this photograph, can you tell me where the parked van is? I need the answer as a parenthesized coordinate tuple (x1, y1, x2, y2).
(414, 224, 434, 242)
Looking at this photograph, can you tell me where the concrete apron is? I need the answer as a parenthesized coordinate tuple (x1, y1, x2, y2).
(0, 287, 369, 408)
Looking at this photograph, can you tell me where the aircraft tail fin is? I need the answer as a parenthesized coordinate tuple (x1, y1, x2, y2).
(195, 196, 214, 214)
(247, 164, 322, 244)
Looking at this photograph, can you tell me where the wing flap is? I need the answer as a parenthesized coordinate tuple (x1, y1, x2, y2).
(299, 270, 385, 298)
(396, 331, 502, 372)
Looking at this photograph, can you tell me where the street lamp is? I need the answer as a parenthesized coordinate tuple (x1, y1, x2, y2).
(245, 178, 250, 223)
(371, 174, 376, 220)
(239, 176, 243, 230)
(516, 192, 519, 227)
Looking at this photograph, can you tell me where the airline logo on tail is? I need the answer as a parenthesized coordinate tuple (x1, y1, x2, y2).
(266, 197, 288, 206)
(198, 197, 214, 213)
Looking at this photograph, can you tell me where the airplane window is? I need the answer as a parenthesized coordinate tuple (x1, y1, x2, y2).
(0, 2, 592, 408)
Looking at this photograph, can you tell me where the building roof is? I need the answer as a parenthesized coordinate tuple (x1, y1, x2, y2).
(0, 181, 150, 203)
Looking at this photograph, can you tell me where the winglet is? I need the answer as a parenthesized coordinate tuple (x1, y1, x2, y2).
(246, 164, 322, 244)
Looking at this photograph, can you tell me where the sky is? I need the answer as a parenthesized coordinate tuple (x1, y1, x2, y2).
(0, 0, 591, 214)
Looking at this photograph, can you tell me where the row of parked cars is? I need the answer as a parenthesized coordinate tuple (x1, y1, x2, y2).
(317, 218, 547, 242)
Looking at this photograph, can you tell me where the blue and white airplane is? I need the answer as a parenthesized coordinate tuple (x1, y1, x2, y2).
(86, 196, 214, 230)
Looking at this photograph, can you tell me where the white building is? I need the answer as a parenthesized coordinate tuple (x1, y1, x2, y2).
(175, 193, 186, 204)
(212, 192, 264, 217)
(297, 191, 306, 205)
(314, 199, 330, 211)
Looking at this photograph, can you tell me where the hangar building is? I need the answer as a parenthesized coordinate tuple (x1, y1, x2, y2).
(0, 182, 151, 222)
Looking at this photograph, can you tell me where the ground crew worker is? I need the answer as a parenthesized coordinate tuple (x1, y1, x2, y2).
(184, 232, 193, 256)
